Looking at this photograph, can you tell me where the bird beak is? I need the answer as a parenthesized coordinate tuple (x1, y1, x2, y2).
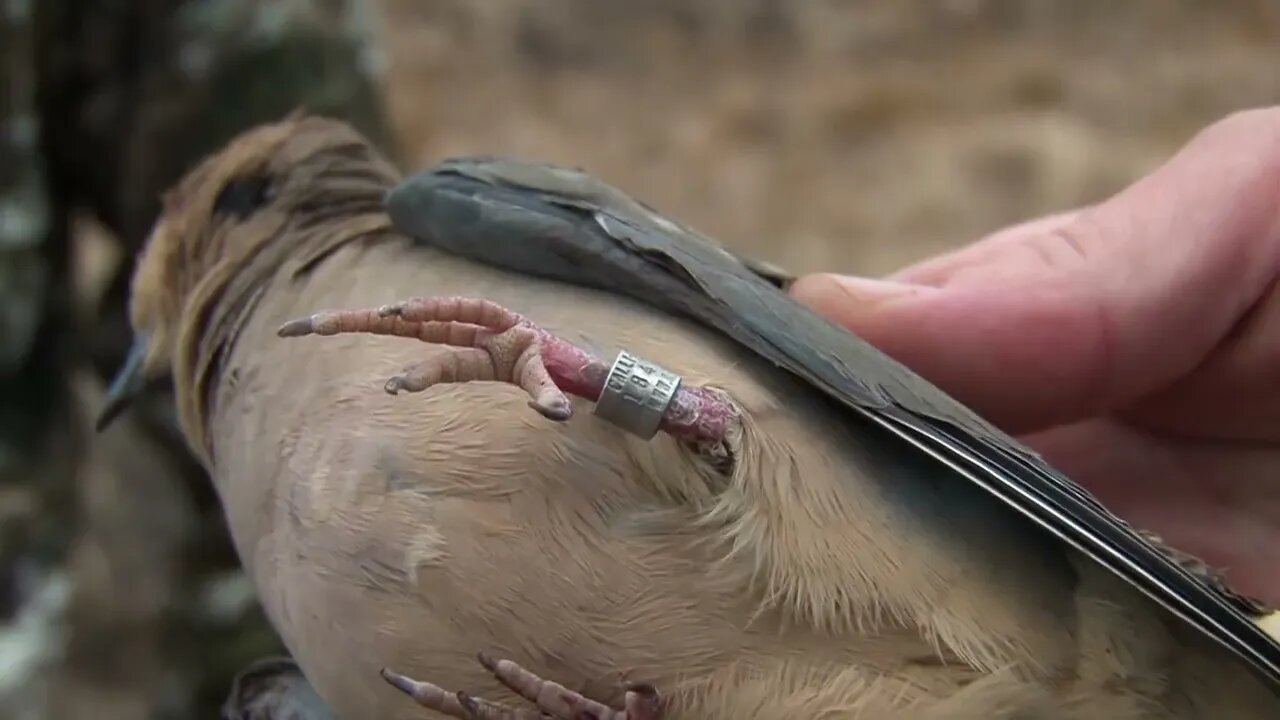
(96, 335, 150, 432)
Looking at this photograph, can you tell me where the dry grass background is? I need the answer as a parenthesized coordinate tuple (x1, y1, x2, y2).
(374, 0, 1280, 276)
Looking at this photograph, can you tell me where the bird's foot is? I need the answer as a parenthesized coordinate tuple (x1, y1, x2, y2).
(278, 295, 737, 446)
(381, 652, 664, 720)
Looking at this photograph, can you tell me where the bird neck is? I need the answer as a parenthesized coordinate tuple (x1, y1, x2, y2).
(176, 185, 396, 465)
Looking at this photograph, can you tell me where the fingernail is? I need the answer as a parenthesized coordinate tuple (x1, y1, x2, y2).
(792, 273, 934, 308)
(789, 274, 937, 330)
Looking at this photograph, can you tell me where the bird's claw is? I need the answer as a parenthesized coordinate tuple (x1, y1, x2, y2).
(278, 297, 582, 420)
(381, 652, 664, 720)
(277, 295, 739, 447)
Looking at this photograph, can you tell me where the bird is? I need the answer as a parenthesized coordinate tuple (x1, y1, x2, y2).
(98, 113, 1280, 719)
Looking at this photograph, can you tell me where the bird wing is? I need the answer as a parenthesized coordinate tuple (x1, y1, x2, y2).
(383, 155, 1280, 692)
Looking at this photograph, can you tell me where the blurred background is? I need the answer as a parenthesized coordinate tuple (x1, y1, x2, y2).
(2, 0, 1278, 717)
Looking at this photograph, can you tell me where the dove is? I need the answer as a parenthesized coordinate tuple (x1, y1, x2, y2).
(99, 114, 1280, 719)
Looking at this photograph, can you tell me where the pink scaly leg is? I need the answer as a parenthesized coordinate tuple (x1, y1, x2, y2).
(379, 653, 664, 720)
(277, 296, 737, 446)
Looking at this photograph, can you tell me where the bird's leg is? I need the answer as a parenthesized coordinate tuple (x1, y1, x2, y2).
(380, 652, 664, 720)
(277, 295, 738, 446)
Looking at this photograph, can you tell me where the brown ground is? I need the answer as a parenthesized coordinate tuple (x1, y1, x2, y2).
(376, 0, 1280, 275)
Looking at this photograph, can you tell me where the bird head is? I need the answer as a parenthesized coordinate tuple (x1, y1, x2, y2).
(97, 114, 398, 436)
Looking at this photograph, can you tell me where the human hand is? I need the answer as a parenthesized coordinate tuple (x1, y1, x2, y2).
(791, 108, 1280, 605)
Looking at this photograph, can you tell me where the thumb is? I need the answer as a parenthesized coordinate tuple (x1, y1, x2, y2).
(791, 108, 1280, 433)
